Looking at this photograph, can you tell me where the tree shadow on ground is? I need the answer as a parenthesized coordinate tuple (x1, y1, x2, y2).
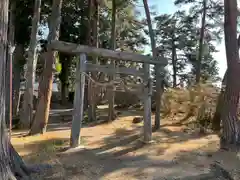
(86, 126, 210, 158)
(44, 107, 146, 133)
(43, 106, 143, 131)
(16, 124, 236, 180)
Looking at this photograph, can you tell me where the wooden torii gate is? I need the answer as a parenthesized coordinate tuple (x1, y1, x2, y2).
(49, 40, 167, 148)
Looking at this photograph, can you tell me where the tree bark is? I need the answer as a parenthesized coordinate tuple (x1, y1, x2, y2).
(212, 34, 240, 132)
(12, 44, 24, 118)
(6, 1, 15, 128)
(212, 70, 227, 131)
(59, 53, 71, 105)
(171, 37, 177, 88)
(88, 0, 99, 122)
(30, 0, 63, 135)
(196, 0, 207, 84)
(0, 0, 12, 175)
(0, 0, 32, 178)
(87, 0, 93, 121)
(107, 0, 116, 121)
(221, 0, 240, 146)
(78, 2, 90, 111)
(60, 78, 69, 105)
(20, 0, 41, 129)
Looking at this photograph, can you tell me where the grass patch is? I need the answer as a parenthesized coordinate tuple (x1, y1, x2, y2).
(42, 137, 87, 153)
(42, 139, 68, 153)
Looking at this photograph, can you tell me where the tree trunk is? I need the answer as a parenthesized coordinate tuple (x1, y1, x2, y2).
(12, 44, 24, 117)
(79, 3, 90, 111)
(221, 70, 240, 145)
(220, 0, 240, 146)
(212, 91, 224, 131)
(59, 53, 71, 105)
(0, 1, 16, 176)
(212, 34, 240, 132)
(20, 0, 41, 129)
(87, 0, 93, 121)
(212, 70, 227, 131)
(30, 0, 63, 135)
(88, 0, 99, 122)
(107, 0, 116, 121)
(171, 38, 177, 88)
(6, 1, 15, 127)
(0, 0, 33, 178)
(6, 46, 10, 126)
(61, 81, 68, 105)
(143, 0, 160, 129)
(195, 0, 207, 84)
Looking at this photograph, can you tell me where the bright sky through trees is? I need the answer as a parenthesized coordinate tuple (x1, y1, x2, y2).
(137, 0, 226, 79)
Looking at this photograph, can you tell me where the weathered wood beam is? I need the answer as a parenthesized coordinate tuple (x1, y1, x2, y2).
(92, 83, 144, 90)
(143, 63, 152, 143)
(84, 63, 144, 76)
(114, 88, 141, 93)
(154, 65, 164, 130)
(49, 40, 168, 65)
(114, 87, 157, 92)
(70, 53, 86, 148)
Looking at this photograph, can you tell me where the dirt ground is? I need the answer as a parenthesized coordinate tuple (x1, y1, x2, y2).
(11, 107, 240, 180)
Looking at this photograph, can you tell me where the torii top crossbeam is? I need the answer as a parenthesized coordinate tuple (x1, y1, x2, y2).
(49, 40, 168, 66)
